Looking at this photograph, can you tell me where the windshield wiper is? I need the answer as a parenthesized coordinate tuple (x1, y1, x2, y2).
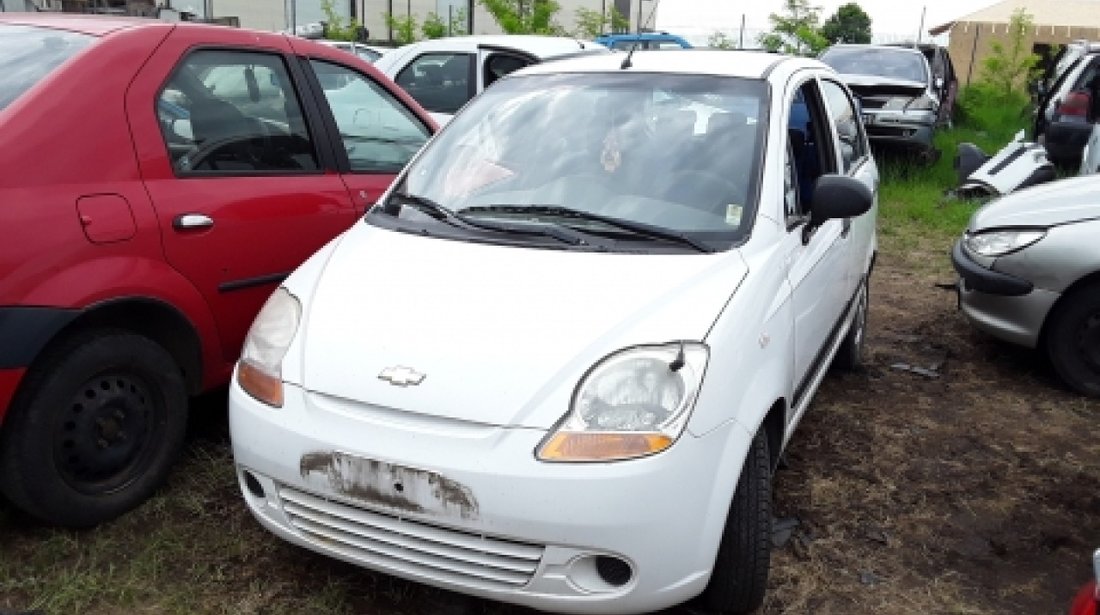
(387, 192, 594, 247)
(458, 205, 715, 253)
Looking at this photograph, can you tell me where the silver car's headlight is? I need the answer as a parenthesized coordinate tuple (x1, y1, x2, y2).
(536, 342, 708, 462)
(882, 96, 935, 112)
(965, 229, 1046, 257)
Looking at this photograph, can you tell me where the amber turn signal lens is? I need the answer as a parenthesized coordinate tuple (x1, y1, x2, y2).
(537, 432, 673, 461)
(237, 360, 284, 407)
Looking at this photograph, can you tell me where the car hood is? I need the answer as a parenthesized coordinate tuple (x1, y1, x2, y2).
(295, 224, 746, 429)
(842, 74, 927, 98)
(969, 175, 1100, 231)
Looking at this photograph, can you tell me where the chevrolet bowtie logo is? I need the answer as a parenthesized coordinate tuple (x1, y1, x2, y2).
(378, 366, 426, 387)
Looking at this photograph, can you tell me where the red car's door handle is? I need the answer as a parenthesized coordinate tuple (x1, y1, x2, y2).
(172, 214, 214, 231)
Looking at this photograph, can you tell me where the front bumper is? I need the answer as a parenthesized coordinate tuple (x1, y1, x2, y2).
(952, 241, 1058, 348)
(863, 112, 936, 150)
(229, 380, 754, 614)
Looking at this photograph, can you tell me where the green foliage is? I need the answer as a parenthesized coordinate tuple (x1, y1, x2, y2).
(383, 12, 419, 44)
(421, 12, 447, 39)
(758, 0, 828, 56)
(820, 2, 871, 44)
(320, 0, 363, 41)
(955, 83, 1032, 138)
(477, 0, 566, 35)
(708, 31, 736, 50)
(979, 8, 1040, 97)
(450, 7, 469, 35)
(574, 6, 628, 38)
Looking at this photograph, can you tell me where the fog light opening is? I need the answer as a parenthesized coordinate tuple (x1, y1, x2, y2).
(244, 470, 265, 499)
(595, 556, 632, 587)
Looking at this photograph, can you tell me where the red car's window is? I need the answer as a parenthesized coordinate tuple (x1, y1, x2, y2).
(0, 24, 93, 111)
(157, 49, 320, 175)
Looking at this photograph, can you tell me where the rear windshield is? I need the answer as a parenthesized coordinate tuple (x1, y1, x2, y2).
(0, 24, 93, 111)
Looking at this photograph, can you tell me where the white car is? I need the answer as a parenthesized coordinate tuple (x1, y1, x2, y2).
(372, 34, 609, 124)
(318, 40, 389, 63)
(230, 50, 878, 614)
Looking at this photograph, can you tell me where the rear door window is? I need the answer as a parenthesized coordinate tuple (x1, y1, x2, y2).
(0, 24, 93, 111)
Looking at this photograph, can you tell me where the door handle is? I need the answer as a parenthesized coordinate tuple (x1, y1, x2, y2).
(173, 214, 214, 231)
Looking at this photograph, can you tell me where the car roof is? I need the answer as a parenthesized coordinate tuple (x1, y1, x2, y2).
(387, 34, 599, 58)
(0, 12, 154, 36)
(512, 49, 815, 79)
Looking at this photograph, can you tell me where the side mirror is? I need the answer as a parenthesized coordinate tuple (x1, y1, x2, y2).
(809, 175, 873, 227)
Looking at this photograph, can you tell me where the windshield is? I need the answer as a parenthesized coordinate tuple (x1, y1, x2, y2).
(0, 24, 93, 111)
(820, 47, 928, 83)
(394, 72, 768, 249)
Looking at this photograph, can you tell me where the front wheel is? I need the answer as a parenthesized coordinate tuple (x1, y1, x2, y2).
(0, 330, 188, 527)
(834, 276, 869, 371)
(695, 430, 772, 614)
(1045, 283, 1100, 397)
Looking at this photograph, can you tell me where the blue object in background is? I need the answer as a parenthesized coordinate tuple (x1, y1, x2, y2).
(594, 33, 693, 51)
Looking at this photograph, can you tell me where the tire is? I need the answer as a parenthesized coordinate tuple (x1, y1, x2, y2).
(1045, 283, 1100, 397)
(0, 329, 188, 527)
(695, 430, 772, 614)
(834, 276, 869, 371)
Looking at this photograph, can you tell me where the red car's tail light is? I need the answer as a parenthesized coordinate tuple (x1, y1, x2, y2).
(1057, 91, 1092, 119)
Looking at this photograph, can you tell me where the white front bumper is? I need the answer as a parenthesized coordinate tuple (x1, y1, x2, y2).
(229, 380, 754, 614)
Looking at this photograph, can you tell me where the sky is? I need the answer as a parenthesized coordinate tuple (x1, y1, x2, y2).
(654, 0, 1000, 45)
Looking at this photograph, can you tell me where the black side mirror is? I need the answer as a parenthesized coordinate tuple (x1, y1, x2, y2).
(809, 174, 873, 227)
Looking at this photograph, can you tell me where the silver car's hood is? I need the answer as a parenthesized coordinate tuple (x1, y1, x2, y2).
(969, 175, 1100, 231)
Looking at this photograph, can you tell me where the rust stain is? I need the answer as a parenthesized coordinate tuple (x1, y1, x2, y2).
(299, 451, 479, 519)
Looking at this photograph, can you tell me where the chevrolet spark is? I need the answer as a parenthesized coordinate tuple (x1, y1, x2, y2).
(230, 51, 878, 614)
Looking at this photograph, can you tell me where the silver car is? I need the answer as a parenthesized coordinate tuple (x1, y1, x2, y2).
(952, 175, 1100, 396)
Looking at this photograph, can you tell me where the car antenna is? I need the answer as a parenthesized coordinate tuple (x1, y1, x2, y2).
(621, 0, 661, 69)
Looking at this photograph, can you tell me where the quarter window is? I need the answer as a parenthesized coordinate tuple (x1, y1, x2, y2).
(395, 52, 472, 114)
(311, 60, 431, 173)
(820, 79, 867, 173)
(157, 50, 319, 174)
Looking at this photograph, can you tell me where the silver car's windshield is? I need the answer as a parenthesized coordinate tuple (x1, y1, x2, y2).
(820, 47, 928, 83)
(398, 72, 768, 242)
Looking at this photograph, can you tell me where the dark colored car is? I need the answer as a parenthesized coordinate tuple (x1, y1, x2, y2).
(0, 14, 435, 527)
(1034, 41, 1100, 168)
(886, 41, 958, 126)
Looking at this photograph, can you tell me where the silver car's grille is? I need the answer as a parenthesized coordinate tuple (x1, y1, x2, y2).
(278, 487, 544, 590)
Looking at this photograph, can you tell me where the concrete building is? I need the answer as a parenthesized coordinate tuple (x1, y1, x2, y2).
(930, 0, 1100, 86)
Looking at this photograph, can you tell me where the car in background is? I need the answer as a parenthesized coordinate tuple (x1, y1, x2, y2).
(819, 44, 943, 156)
(1034, 41, 1100, 168)
(372, 34, 610, 124)
(594, 31, 692, 50)
(885, 41, 957, 126)
(951, 175, 1100, 397)
(1069, 549, 1099, 615)
(0, 14, 435, 527)
(230, 49, 877, 615)
(319, 39, 389, 63)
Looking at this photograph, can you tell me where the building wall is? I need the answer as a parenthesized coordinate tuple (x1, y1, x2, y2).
(948, 20, 1100, 86)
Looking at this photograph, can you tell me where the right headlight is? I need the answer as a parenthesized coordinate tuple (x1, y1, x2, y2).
(237, 287, 301, 407)
(964, 229, 1046, 257)
(536, 342, 709, 462)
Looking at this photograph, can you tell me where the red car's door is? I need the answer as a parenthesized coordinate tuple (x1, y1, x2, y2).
(127, 27, 358, 363)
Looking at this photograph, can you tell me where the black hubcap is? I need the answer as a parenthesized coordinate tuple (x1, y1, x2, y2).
(54, 373, 156, 493)
(1079, 311, 1100, 372)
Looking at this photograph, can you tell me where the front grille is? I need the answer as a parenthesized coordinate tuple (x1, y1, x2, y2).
(279, 487, 545, 590)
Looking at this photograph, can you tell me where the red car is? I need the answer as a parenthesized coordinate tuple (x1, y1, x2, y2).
(0, 14, 435, 526)
(1070, 549, 1100, 615)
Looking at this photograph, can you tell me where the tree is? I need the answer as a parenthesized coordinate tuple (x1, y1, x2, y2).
(820, 2, 871, 44)
(980, 8, 1040, 97)
(383, 12, 419, 44)
(573, 6, 628, 38)
(758, 0, 828, 56)
(708, 31, 736, 50)
(321, 0, 364, 41)
(477, 0, 566, 35)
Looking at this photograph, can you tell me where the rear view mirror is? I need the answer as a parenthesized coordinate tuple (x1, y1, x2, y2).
(809, 175, 873, 226)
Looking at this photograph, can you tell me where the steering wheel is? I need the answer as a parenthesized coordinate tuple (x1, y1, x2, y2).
(662, 170, 747, 213)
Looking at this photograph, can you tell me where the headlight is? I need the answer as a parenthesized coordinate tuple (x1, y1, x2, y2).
(964, 229, 1046, 257)
(237, 288, 301, 407)
(536, 342, 708, 462)
(882, 96, 935, 112)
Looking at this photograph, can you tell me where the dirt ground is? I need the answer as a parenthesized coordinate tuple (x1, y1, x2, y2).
(1, 241, 1098, 615)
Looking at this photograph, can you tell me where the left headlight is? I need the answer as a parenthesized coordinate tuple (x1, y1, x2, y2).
(237, 287, 301, 407)
(965, 229, 1046, 257)
(536, 342, 709, 462)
